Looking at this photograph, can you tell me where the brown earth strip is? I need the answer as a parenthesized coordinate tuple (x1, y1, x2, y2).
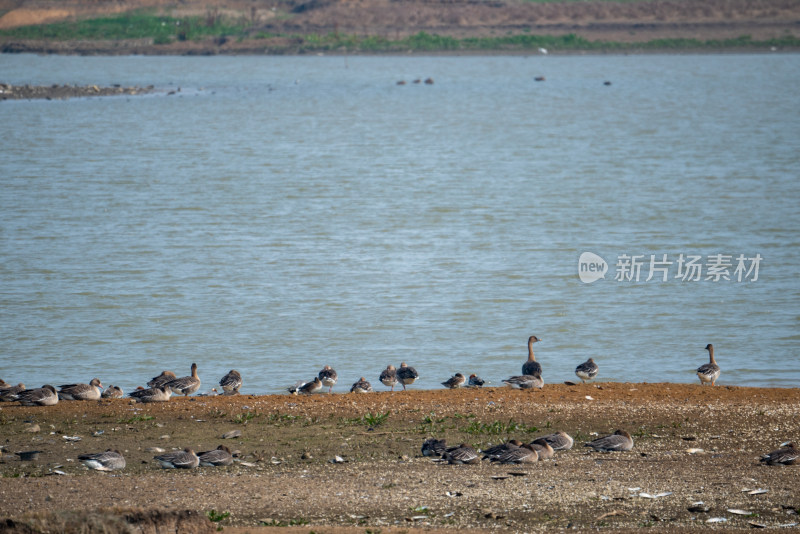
(0, 383, 798, 532)
(0, 83, 154, 100)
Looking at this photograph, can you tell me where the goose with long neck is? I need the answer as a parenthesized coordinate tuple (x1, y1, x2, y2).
(521, 335, 542, 376)
(164, 363, 201, 397)
(696, 344, 720, 386)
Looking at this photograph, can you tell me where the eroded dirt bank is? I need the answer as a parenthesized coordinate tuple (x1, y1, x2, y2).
(0, 383, 798, 532)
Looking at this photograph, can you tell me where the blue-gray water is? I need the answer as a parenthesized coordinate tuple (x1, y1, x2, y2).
(1, 53, 798, 394)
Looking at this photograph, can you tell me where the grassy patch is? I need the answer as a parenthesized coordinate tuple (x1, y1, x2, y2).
(0, 11, 248, 42)
(206, 509, 230, 522)
(463, 419, 538, 436)
(362, 411, 390, 427)
(3, 13, 799, 53)
(259, 518, 309, 527)
(119, 414, 154, 424)
(231, 411, 257, 425)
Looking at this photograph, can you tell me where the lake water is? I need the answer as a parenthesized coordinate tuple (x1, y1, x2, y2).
(1, 53, 798, 395)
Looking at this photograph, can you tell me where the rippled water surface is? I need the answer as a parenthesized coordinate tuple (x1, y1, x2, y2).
(1, 53, 799, 394)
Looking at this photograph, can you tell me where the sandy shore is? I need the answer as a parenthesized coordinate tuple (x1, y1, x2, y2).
(0, 383, 798, 532)
(0, 83, 154, 100)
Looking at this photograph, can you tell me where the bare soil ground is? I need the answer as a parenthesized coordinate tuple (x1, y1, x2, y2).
(1, 383, 798, 532)
(0, 0, 799, 54)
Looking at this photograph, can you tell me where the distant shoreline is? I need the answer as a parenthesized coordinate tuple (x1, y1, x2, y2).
(0, 82, 153, 100)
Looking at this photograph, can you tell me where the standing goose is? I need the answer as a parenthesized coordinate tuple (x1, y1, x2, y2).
(585, 429, 634, 452)
(575, 358, 599, 383)
(58, 378, 103, 401)
(521, 335, 542, 376)
(537, 430, 574, 450)
(79, 449, 126, 471)
(129, 385, 172, 403)
(16, 385, 59, 406)
(164, 363, 201, 397)
(198, 445, 234, 466)
(318, 365, 338, 393)
(441, 373, 466, 389)
(219, 370, 242, 395)
(101, 385, 123, 399)
(147, 371, 176, 389)
(379, 365, 398, 391)
(154, 448, 200, 469)
(397, 362, 419, 390)
(502, 373, 544, 390)
(350, 377, 373, 393)
(696, 344, 720, 386)
(0, 383, 26, 402)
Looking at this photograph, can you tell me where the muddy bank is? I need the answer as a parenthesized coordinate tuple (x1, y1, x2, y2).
(0, 83, 154, 100)
(0, 383, 798, 532)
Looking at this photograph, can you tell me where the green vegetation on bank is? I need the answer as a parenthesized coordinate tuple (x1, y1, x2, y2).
(0, 12, 248, 44)
(1, 12, 798, 52)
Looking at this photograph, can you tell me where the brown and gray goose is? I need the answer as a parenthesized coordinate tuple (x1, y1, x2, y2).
(696, 344, 720, 386)
(58, 378, 103, 401)
(585, 430, 634, 452)
(164, 363, 201, 397)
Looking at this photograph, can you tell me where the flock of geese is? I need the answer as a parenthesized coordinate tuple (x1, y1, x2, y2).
(422, 428, 634, 465)
(423, 430, 796, 467)
(0, 336, 724, 405)
(0, 335, 795, 470)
